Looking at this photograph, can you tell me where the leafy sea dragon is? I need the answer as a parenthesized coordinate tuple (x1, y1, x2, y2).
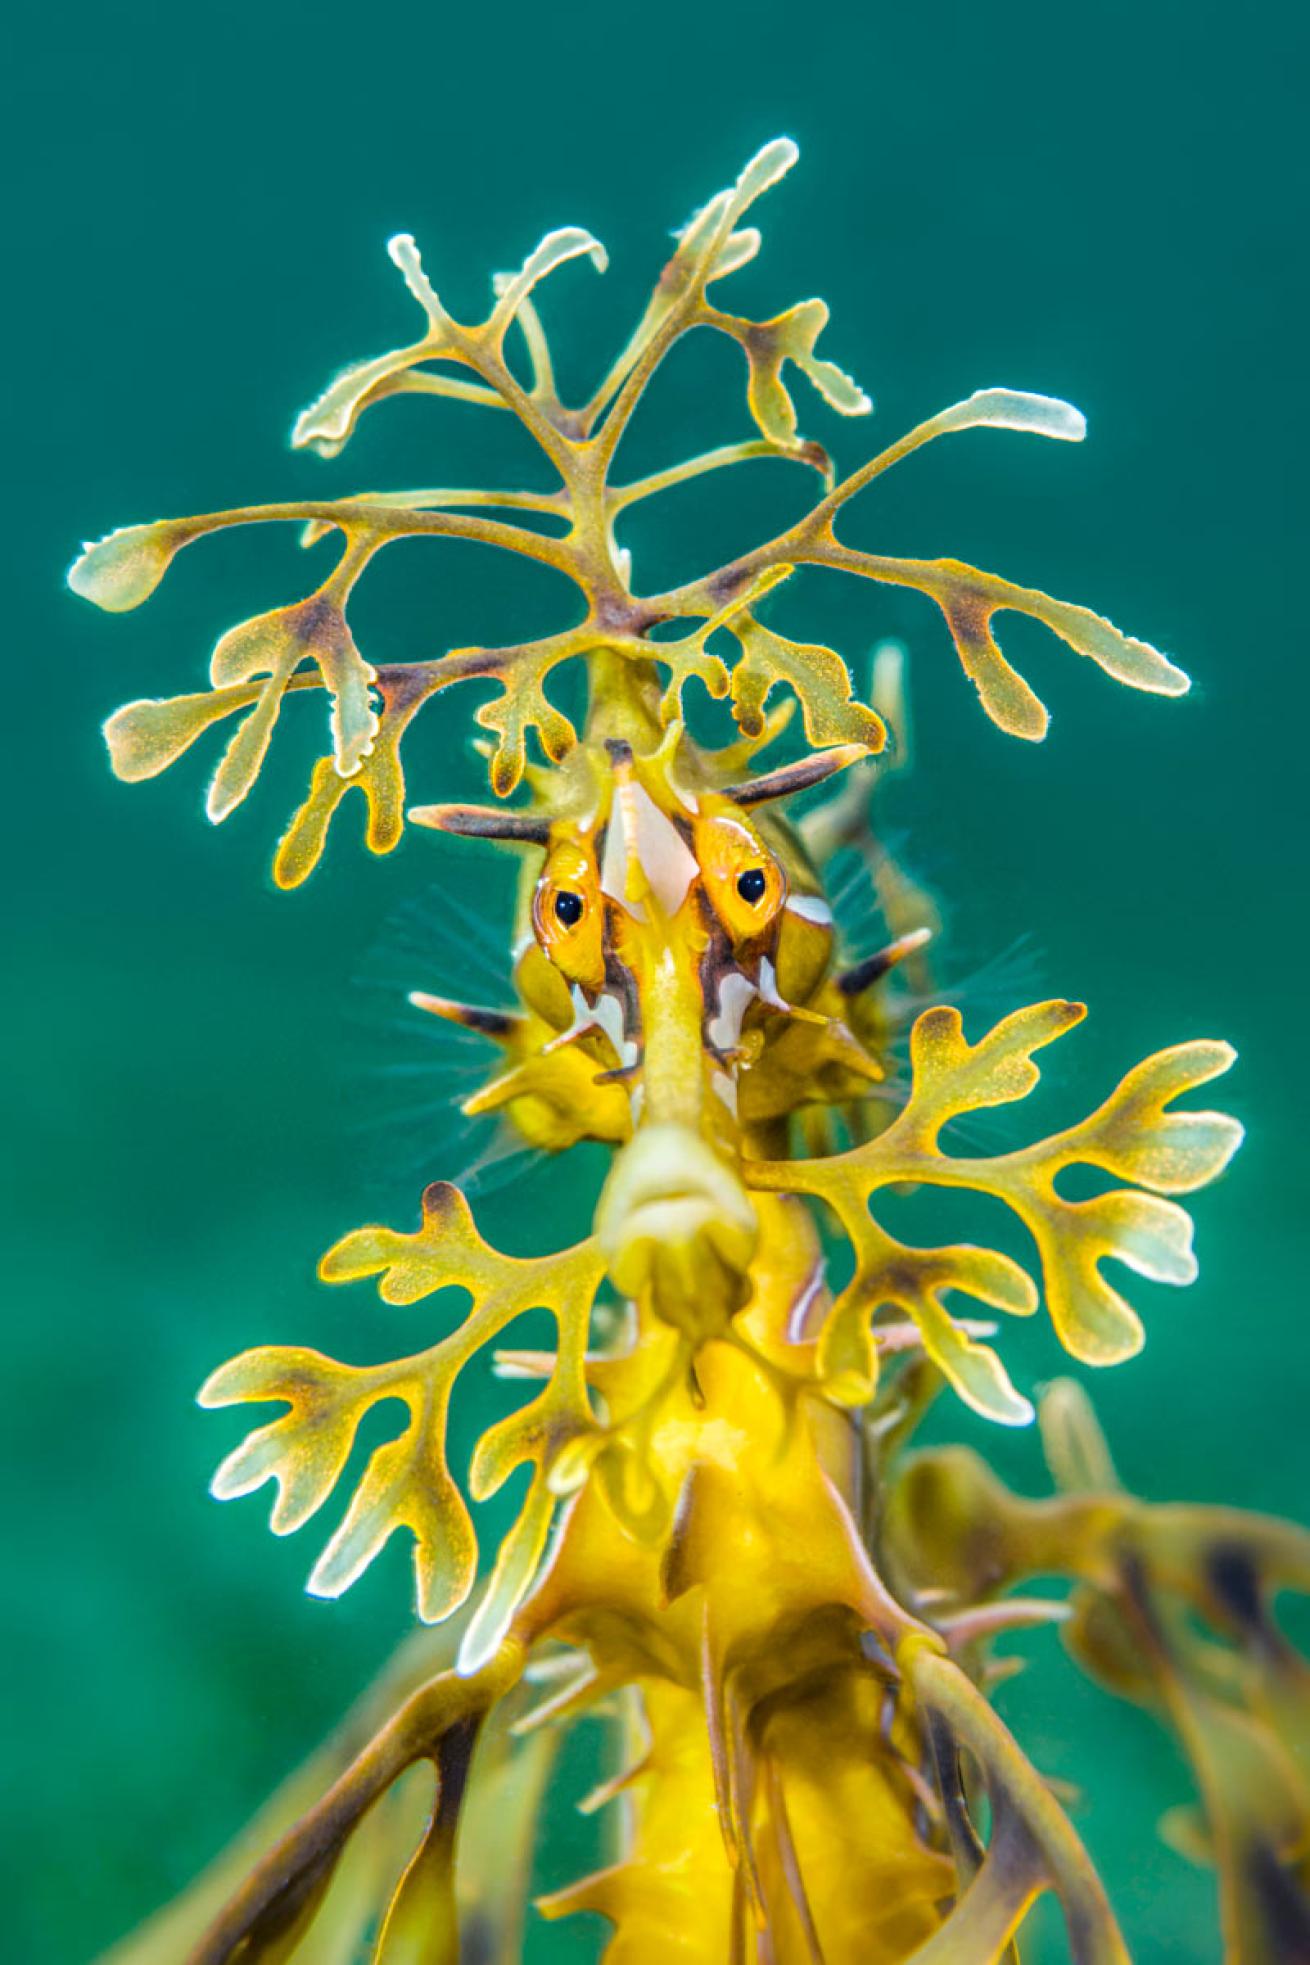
(73, 141, 1310, 1964)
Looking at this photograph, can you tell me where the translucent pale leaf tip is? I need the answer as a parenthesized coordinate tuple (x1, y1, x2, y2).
(959, 389, 1087, 442)
(495, 228, 610, 306)
(68, 523, 172, 612)
(742, 136, 800, 193)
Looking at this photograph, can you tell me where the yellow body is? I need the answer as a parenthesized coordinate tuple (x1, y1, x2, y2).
(529, 1206, 953, 1961)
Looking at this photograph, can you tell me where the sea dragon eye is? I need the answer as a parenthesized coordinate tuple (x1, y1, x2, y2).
(695, 810, 786, 942)
(533, 837, 605, 991)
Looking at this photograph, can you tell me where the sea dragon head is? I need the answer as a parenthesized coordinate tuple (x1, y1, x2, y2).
(416, 720, 889, 1336)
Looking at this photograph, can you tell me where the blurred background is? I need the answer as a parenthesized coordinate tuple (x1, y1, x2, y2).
(3, 1, 1305, 1957)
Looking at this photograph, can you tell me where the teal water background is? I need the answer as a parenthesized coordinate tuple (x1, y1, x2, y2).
(4, 2, 1306, 1958)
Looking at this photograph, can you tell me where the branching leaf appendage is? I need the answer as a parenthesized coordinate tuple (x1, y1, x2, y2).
(885, 1383, 1310, 1963)
(748, 1001, 1243, 1423)
(200, 1182, 605, 1673)
(73, 140, 1187, 886)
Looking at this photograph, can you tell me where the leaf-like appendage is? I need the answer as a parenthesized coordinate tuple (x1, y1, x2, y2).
(201, 1183, 605, 1631)
(202, 1343, 477, 1622)
(817, 545, 1189, 743)
(1060, 1040, 1245, 1194)
(647, 563, 882, 747)
(727, 609, 886, 752)
(585, 138, 803, 431)
(901, 998, 1087, 1130)
(474, 659, 579, 799)
(888, 1394, 1310, 1952)
(79, 491, 595, 874)
(106, 648, 417, 887)
(75, 147, 1197, 907)
(650, 637, 732, 728)
(933, 561, 1190, 740)
(712, 297, 872, 448)
(707, 227, 761, 282)
(82, 515, 405, 861)
(929, 388, 1087, 446)
(68, 520, 186, 611)
(749, 1002, 1242, 1419)
(491, 227, 608, 332)
(272, 665, 429, 888)
(104, 683, 262, 782)
(292, 234, 463, 458)
(202, 1346, 369, 1535)
(603, 144, 864, 458)
(273, 746, 398, 890)
(672, 138, 798, 275)
(760, 386, 1185, 739)
(294, 219, 607, 462)
(817, 1228, 1037, 1420)
(203, 587, 378, 817)
(459, 1479, 557, 1677)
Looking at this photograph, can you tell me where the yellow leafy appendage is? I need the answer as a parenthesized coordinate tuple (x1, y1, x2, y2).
(750, 1000, 1243, 1423)
(74, 139, 1185, 889)
(201, 1183, 604, 1673)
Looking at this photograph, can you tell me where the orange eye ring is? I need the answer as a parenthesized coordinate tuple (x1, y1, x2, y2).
(533, 838, 605, 991)
(694, 811, 786, 944)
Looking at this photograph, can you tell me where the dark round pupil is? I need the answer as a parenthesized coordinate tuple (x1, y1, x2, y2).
(554, 890, 584, 927)
(736, 867, 768, 904)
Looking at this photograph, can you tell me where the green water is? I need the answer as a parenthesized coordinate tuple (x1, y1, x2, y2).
(4, 1, 1305, 1958)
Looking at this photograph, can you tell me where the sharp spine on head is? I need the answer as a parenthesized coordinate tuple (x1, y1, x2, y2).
(836, 926, 933, 996)
(408, 990, 522, 1039)
(408, 802, 550, 844)
(722, 744, 870, 808)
